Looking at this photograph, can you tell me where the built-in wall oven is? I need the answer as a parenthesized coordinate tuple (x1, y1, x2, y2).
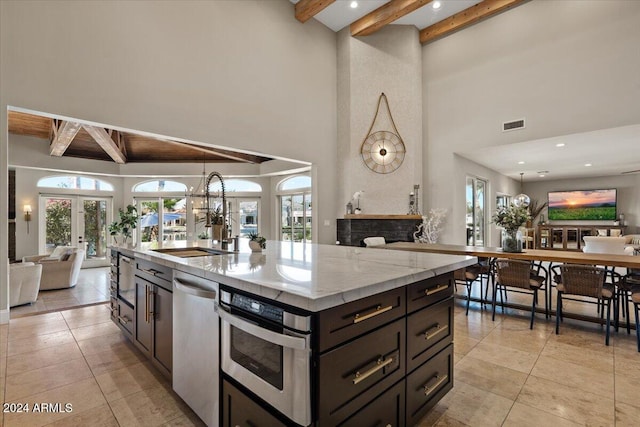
(219, 286, 312, 426)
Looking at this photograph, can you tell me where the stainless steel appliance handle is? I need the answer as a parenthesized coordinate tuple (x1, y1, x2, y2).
(218, 305, 308, 351)
(121, 256, 132, 264)
(174, 278, 218, 300)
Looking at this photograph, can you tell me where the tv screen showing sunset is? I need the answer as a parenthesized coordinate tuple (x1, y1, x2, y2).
(548, 189, 617, 220)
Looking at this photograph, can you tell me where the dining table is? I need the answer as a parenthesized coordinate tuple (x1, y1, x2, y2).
(383, 241, 640, 326)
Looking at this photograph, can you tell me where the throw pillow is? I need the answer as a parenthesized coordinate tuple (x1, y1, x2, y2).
(597, 229, 608, 236)
(633, 237, 640, 246)
(60, 249, 74, 261)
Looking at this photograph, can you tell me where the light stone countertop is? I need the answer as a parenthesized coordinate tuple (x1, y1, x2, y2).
(114, 240, 476, 312)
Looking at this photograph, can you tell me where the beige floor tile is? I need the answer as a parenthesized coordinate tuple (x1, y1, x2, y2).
(84, 343, 147, 376)
(39, 289, 78, 302)
(0, 369, 5, 404)
(427, 379, 513, 426)
(541, 339, 613, 372)
(77, 332, 131, 356)
(7, 319, 70, 341)
(453, 313, 497, 341)
(516, 375, 615, 426)
(70, 321, 120, 341)
(6, 342, 83, 376)
(481, 324, 550, 354)
(614, 365, 640, 408)
(44, 299, 83, 312)
(551, 320, 614, 352)
(62, 306, 111, 329)
(160, 413, 207, 427)
(42, 403, 119, 427)
(3, 378, 107, 427)
(8, 300, 49, 318)
(615, 401, 640, 426)
(5, 358, 93, 401)
(9, 312, 64, 327)
(7, 330, 76, 357)
(465, 341, 539, 374)
(95, 361, 166, 402)
(453, 334, 479, 356)
(109, 384, 192, 427)
(530, 355, 614, 398)
(455, 356, 527, 400)
(503, 402, 581, 427)
(60, 303, 110, 320)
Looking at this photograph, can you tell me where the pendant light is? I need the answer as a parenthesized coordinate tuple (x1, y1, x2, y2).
(513, 172, 530, 208)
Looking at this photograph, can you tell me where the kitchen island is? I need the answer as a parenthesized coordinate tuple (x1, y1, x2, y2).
(110, 240, 476, 426)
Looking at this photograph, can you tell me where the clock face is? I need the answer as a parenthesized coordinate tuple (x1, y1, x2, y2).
(360, 131, 406, 174)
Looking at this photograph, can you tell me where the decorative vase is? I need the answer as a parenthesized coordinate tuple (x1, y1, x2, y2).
(249, 240, 262, 252)
(502, 229, 523, 253)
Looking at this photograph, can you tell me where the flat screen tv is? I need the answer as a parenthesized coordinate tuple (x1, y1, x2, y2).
(547, 189, 617, 221)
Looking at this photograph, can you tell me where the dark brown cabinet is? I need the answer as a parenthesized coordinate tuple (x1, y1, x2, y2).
(133, 261, 173, 379)
(222, 379, 286, 427)
(336, 381, 405, 427)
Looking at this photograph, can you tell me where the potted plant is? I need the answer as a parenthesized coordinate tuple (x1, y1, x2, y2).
(109, 204, 139, 245)
(209, 206, 226, 241)
(247, 231, 267, 252)
(491, 203, 530, 253)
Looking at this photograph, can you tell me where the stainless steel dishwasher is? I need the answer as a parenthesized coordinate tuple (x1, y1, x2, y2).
(173, 270, 219, 426)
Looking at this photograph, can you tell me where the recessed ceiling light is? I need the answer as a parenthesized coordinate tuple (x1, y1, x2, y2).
(556, 143, 565, 147)
(350, 1, 358, 8)
(539, 174, 546, 178)
(432, 1, 442, 9)
(585, 163, 592, 167)
(518, 161, 525, 165)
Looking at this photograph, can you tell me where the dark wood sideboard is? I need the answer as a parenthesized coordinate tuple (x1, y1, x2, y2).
(337, 214, 422, 246)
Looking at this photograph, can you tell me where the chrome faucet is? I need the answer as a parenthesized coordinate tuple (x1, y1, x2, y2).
(204, 171, 228, 250)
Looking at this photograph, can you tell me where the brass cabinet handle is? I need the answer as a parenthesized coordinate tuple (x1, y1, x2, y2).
(353, 357, 394, 385)
(117, 315, 130, 325)
(140, 268, 163, 277)
(145, 286, 150, 323)
(425, 324, 448, 341)
(424, 374, 448, 396)
(353, 305, 393, 324)
(425, 284, 449, 296)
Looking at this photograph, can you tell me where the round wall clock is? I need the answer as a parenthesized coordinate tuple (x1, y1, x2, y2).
(361, 130, 406, 174)
(360, 93, 407, 174)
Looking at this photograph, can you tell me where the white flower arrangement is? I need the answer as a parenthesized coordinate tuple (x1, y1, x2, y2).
(491, 204, 530, 233)
(414, 208, 447, 243)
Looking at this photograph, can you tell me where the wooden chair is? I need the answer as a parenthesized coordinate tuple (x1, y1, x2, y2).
(492, 259, 544, 329)
(556, 264, 614, 346)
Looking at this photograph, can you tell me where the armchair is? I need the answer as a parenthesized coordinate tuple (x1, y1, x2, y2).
(9, 261, 43, 307)
(22, 247, 85, 290)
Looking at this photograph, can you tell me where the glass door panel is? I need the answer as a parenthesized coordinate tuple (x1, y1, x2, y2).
(42, 197, 74, 254)
(237, 199, 259, 237)
(138, 199, 160, 243)
(466, 177, 486, 246)
(80, 198, 109, 266)
(162, 197, 187, 242)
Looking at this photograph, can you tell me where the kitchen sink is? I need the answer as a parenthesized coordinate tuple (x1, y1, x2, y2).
(152, 247, 230, 258)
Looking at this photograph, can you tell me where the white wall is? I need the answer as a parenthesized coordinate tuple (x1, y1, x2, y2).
(337, 25, 423, 214)
(0, 0, 338, 316)
(423, 0, 640, 243)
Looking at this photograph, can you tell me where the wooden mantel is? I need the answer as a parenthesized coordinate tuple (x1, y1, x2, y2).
(343, 214, 423, 220)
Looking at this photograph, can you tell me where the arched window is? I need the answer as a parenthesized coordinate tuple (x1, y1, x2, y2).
(37, 175, 114, 191)
(133, 180, 187, 192)
(278, 176, 311, 192)
(208, 179, 262, 193)
(277, 175, 312, 243)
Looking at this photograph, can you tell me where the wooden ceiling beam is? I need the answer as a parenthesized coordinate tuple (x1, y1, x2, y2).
(295, 0, 335, 23)
(420, 0, 528, 44)
(49, 120, 82, 157)
(83, 125, 127, 164)
(351, 0, 432, 37)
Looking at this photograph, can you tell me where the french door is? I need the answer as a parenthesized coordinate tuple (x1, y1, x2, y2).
(466, 177, 487, 246)
(39, 195, 112, 267)
(279, 192, 312, 242)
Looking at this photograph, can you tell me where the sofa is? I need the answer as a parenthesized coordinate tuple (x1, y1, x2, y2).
(9, 261, 43, 307)
(22, 247, 85, 290)
(582, 236, 634, 255)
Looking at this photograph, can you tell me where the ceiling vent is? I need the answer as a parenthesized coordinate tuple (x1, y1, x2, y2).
(502, 118, 525, 132)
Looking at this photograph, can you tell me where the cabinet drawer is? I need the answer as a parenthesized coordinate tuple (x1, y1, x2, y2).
(318, 318, 405, 426)
(407, 273, 453, 314)
(222, 379, 286, 427)
(406, 344, 453, 427)
(116, 300, 134, 336)
(109, 297, 117, 320)
(336, 380, 405, 427)
(317, 287, 405, 352)
(135, 258, 172, 289)
(407, 297, 454, 373)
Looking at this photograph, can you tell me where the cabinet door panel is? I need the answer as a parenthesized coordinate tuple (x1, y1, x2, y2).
(318, 318, 405, 426)
(152, 285, 172, 375)
(406, 344, 453, 427)
(222, 379, 286, 427)
(336, 380, 405, 427)
(407, 298, 453, 373)
(134, 278, 152, 354)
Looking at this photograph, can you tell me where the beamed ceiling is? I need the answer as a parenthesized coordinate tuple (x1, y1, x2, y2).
(294, 0, 529, 44)
(8, 110, 273, 165)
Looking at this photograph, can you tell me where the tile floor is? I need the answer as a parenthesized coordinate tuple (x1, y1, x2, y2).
(10, 267, 111, 318)
(2, 294, 640, 426)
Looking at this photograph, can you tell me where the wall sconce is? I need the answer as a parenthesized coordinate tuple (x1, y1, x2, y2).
(24, 204, 32, 233)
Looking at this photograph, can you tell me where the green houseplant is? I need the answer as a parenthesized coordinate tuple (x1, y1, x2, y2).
(491, 204, 530, 253)
(109, 205, 139, 245)
(247, 231, 266, 252)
